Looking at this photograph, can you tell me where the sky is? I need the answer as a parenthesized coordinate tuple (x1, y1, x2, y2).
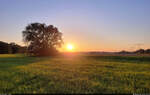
(0, 0, 150, 52)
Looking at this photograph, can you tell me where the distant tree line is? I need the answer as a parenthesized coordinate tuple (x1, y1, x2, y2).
(118, 49, 150, 54)
(0, 41, 26, 54)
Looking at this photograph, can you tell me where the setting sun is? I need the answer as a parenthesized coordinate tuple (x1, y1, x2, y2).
(66, 44, 74, 51)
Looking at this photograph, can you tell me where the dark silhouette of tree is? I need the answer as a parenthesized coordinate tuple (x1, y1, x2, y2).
(0, 41, 10, 54)
(118, 50, 133, 54)
(10, 42, 19, 54)
(22, 23, 63, 56)
(0, 41, 26, 54)
(145, 49, 150, 54)
(135, 49, 145, 54)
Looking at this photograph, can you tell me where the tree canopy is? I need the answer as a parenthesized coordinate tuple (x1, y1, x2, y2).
(22, 23, 63, 56)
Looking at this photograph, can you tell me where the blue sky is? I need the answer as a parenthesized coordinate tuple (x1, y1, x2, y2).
(0, 0, 150, 51)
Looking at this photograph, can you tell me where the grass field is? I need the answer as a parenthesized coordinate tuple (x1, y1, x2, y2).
(0, 54, 150, 94)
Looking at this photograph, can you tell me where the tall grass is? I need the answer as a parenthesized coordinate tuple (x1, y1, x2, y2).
(0, 54, 150, 94)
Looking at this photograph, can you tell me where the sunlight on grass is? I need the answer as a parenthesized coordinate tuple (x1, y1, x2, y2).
(0, 54, 150, 93)
(0, 54, 25, 58)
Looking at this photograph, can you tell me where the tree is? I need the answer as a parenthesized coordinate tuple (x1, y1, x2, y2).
(22, 23, 63, 56)
(0, 41, 10, 54)
(145, 49, 150, 54)
(10, 42, 19, 54)
(135, 49, 145, 54)
(0, 41, 27, 54)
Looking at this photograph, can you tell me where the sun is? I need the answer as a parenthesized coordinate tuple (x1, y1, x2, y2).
(66, 44, 74, 51)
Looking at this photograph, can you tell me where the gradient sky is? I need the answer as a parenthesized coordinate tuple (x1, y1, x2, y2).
(0, 0, 150, 52)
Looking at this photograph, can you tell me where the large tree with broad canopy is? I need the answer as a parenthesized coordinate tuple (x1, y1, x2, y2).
(22, 23, 63, 56)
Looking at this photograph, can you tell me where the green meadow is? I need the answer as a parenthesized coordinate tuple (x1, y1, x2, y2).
(0, 54, 150, 94)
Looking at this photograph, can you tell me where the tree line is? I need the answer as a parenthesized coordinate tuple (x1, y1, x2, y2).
(0, 41, 26, 54)
(118, 49, 150, 54)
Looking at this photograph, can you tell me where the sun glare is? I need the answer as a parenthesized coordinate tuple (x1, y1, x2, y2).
(66, 44, 74, 51)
